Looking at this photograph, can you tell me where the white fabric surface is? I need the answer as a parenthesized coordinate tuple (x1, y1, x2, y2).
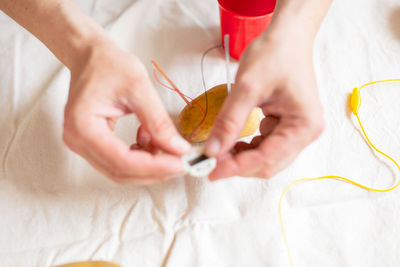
(1, 0, 400, 266)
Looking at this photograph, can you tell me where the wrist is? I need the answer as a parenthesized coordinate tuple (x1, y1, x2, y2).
(262, 0, 332, 48)
(53, 7, 111, 71)
(0, 0, 113, 71)
(64, 28, 112, 71)
(258, 24, 314, 56)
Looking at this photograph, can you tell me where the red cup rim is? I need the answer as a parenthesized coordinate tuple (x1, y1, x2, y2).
(217, 0, 274, 19)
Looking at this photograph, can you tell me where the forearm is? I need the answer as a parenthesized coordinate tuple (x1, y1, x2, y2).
(265, 0, 333, 45)
(0, 0, 108, 69)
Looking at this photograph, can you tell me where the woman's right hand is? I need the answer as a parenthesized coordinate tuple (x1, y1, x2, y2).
(1, 0, 192, 185)
(63, 40, 191, 185)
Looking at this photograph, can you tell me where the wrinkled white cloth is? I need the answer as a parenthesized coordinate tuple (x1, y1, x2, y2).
(1, 0, 400, 266)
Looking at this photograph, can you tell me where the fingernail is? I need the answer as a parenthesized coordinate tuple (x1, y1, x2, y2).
(209, 177, 224, 182)
(170, 135, 191, 153)
(205, 137, 220, 157)
(209, 172, 226, 182)
(138, 130, 151, 147)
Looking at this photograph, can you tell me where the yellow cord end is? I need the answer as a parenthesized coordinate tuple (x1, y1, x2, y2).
(350, 87, 361, 115)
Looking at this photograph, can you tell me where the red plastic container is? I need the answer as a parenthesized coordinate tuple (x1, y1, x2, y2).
(218, 0, 276, 60)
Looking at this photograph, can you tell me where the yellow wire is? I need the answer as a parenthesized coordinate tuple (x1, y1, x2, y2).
(278, 79, 400, 267)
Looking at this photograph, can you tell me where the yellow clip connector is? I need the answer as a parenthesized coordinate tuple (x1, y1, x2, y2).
(350, 87, 361, 115)
(280, 79, 400, 267)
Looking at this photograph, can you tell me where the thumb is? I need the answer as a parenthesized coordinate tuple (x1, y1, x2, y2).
(130, 79, 191, 155)
(205, 82, 258, 157)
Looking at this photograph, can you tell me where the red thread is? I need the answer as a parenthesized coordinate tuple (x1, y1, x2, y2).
(152, 60, 191, 106)
(152, 61, 207, 142)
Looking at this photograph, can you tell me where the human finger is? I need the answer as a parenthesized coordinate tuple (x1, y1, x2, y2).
(127, 78, 191, 155)
(209, 117, 323, 180)
(205, 81, 259, 158)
